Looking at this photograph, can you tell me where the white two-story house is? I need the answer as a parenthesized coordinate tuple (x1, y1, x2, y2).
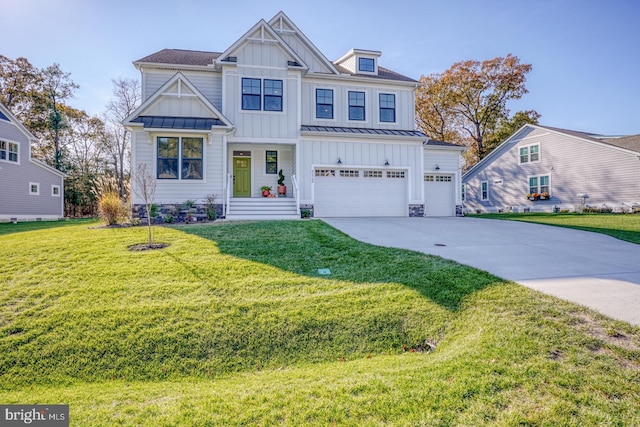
(125, 11, 464, 220)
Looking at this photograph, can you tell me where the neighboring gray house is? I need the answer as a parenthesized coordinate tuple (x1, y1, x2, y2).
(0, 102, 66, 222)
(124, 11, 464, 220)
(463, 124, 640, 213)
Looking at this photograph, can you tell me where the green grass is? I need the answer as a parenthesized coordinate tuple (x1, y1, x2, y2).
(470, 213, 640, 244)
(1, 220, 639, 425)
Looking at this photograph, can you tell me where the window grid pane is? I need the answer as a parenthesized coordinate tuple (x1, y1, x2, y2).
(530, 145, 539, 161)
(529, 177, 538, 194)
(242, 78, 261, 110)
(358, 58, 375, 72)
(182, 138, 203, 180)
(316, 89, 333, 119)
(540, 175, 549, 193)
(157, 137, 179, 179)
(379, 93, 395, 122)
(520, 147, 529, 163)
(348, 91, 365, 121)
(264, 79, 283, 111)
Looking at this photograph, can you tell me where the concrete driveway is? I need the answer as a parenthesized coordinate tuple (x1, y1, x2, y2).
(323, 217, 640, 326)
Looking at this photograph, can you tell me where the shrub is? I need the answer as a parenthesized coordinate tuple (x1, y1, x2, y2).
(300, 209, 311, 219)
(204, 194, 217, 221)
(98, 192, 126, 225)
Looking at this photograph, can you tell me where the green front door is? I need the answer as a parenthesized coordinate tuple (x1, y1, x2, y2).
(233, 158, 251, 197)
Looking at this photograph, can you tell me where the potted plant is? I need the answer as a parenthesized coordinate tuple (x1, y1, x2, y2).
(261, 186, 272, 197)
(540, 192, 550, 200)
(277, 169, 286, 196)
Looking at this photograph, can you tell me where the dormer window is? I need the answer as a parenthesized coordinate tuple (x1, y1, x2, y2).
(358, 57, 375, 73)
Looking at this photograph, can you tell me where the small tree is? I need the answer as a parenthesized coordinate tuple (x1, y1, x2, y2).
(133, 163, 157, 245)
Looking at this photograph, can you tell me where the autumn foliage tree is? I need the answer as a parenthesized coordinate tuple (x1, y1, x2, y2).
(416, 54, 539, 166)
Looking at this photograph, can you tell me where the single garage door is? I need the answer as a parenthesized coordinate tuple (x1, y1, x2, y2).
(424, 173, 455, 216)
(314, 168, 407, 217)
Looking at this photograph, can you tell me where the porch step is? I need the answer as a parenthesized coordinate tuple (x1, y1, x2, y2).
(226, 197, 299, 220)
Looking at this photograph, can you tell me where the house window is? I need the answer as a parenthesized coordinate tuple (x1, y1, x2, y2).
(348, 91, 365, 121)
(363, 170, 383, 178)
(424, 175, 434, 182)
(358, 57, 375, 72)
(481, 181, 488, 200)
(387, 171, 405, 179)
(0, 140, 18, 163)
(340, 170, 359, 177)
(379, 93, 395, 122)
(157, 136, 203, 180)
(462, 184, 466, 201)
(519, 144, 540, 164)
(264, 79, 283, 111)
(315, 89, 333, 119)
(181, 138, 203, 179)
(529, 175, 550, 194)
(266, 150, 277, 174)
(52, 185, 61, 197)
(315, 169, 335, 177)
(242, 78, 261, 110)
(29, 182, 40, 196)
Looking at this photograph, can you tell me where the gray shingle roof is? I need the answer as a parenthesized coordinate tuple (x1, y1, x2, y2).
(424, 139, 462, 147)
(333, 64, 417, 83)
(135, 49, 221, 66)
(539, 125, 640, 153)
(301, 125, 426, 137)
(131, 116, 225, 129)
(136, 49, 416, 82)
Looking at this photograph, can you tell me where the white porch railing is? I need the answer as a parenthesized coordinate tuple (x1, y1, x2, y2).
(291, 174, 300, 215)
(225, 173, 232, 218)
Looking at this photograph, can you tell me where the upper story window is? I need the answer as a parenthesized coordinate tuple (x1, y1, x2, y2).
(519, 144, 540, 164)
(242, 78, 261, 110)
(264, 79, 283, 111)
(358, 57, 375, 72)
(348, 91, 365, 121)
(0, 140, 18, 163)
(157, 136, 203, 180)
(242, 78, 284, 112)
(379, 93, 396, 122)
(316, 89, 334, 119)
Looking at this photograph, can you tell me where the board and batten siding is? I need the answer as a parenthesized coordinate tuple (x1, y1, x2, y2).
(299, 138, 422, 204)
(143, 70, 222, 111)
(223, 68, 300, 140)
(301, 80, 414, 130)
(130, 130, 224, 205)
(464, 127, 640, 212)
(276, 32, 334, 74)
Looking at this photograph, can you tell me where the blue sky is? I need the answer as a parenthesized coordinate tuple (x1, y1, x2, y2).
(4, 0, 640, 135)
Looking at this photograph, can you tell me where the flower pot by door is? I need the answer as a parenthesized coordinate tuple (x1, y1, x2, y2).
(277, 185, 286, 196)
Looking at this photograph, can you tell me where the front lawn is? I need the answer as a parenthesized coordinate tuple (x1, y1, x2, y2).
(1, 220, 639, 425)
(469, 213, 640, 244)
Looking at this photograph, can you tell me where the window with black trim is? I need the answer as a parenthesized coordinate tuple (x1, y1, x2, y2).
(348, 91, 365, 121)
(157, 136, 203, 180)
(316, 89, 333, 119)
(264, 79, 283, 111)
(266, 150, 277, 174)
(242, 78, 284, 111)
(358, 58, 375, 72)
(379, 93, 395, 122)
(242, 78, 261, 110)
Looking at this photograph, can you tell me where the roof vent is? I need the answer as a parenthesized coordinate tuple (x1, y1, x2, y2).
(221, 56, 237, 63)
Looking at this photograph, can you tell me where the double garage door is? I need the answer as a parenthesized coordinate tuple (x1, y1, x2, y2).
(314, 168, 407, 217)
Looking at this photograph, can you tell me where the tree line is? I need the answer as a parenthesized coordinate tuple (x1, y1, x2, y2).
(0, 55, 140, 216)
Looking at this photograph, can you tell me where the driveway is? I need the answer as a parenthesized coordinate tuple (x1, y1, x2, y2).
(323, 217, 640, 326)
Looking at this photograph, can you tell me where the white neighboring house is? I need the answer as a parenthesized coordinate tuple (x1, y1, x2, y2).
(0, 102, 66, 222)
(463, 124, 640, 213)
(125, 11, 464, 220)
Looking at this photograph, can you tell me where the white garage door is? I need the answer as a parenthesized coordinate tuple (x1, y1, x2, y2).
(314, 168, 407, 217)
(424, 174, 455, 217)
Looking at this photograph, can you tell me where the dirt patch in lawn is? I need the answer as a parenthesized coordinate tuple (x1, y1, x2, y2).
(128, 243, 169, 251)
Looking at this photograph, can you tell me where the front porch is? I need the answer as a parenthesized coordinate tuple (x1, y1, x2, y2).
(226, 143, 299, 219)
